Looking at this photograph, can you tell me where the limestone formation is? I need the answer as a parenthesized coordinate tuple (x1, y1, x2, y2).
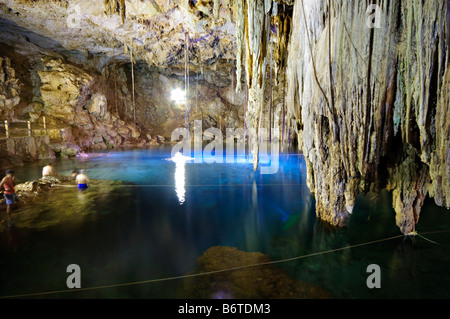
(0, 56, 21, 114)
(286, 0, 449, 234)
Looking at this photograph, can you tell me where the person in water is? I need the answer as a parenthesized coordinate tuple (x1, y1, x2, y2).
(42, 163, 59, 178)
(74, 170, 90, 191)
(0, 169, 16, 215)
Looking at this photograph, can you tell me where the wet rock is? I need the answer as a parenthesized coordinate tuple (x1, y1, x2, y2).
(148, 139, 160, 146)
(129, 124, 141, 139)
(3, 96, 20, 109)
(0, 56, 21, 110)
(37, 142, 56, 160)
(9, 176, 70, 207)
(61, 147, 78, 158)
(38, 57, 93, 122)
(156, 135, 166, 143)
(51, 142, 81, 158)
(180, 246, 333, 299)
(1, 136, 53, 163)
(87, 93, 108, 119)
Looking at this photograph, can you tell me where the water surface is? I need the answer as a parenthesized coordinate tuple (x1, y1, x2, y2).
(0, 146, 449, 299)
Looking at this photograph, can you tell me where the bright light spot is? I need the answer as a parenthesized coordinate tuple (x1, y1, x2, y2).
(174, 159, 186, 205)
(168, 152, 194, 164)
(167, 152, 193, 205)
(171, 88, 186, 104)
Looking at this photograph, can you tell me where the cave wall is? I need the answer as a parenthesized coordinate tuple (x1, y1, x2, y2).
(0, 48, 247, 159)
(286, 0, 449, 234)
(0, 49, 146, 153)
(0, 0, 289, 159)
(117, 63, 246, 139)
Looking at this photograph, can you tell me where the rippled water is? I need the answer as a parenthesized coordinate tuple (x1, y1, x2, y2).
(0, 146, 449, 299)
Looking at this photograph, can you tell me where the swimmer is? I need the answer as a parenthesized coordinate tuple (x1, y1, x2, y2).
(75, 170, 90, 191)
(71, 170, 78, 180)
(42, 163, 59, 178)
(0, 169, 16, 215)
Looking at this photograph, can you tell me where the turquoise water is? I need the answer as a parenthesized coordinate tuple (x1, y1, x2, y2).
(0, 146, 449, 299)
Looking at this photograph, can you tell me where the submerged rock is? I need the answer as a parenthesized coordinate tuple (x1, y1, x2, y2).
(180, 246, 333, 299)
(0, 176, 131, 232)
(2, 175, 72, 206)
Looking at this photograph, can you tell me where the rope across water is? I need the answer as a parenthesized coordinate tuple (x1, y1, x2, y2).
(1, 229, 449, 299)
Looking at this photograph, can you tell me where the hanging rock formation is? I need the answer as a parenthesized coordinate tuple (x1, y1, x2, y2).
(286, 0, 449, 234)
(235, 0, 292, 170)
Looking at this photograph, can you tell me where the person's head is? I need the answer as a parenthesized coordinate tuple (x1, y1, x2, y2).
(71, 170, 79, 179)
(46, 163, 53, 167)
(6, 169, 14, 177)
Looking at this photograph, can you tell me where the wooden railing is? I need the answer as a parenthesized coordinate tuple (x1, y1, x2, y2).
(0, 117, 51, 139)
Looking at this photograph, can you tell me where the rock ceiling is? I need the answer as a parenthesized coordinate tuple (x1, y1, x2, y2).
(0, 0, 283, 74)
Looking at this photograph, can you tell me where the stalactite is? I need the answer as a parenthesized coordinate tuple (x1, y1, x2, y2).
(269, 29, 273, 143)
(119, 0, 126, 24)
(104, 0, 126, 24)
(281, 70, 286, 148)
(214, 0, 220, 19)
(363, 0, 375, 176)
(271, 4, 293, 150)
(299, 0, 332, 125)
(114, 57, 118, 115)
(244, 81, 248, 157)
(104, 0, 118, 15)
(327, 0, 338, 143)
(128, 42, 136, 123)
(231, 66, 235, 105)
(235, 0, 245, 93)
(183, 0, 190, 10)
(235, 0, 291, 150)
(286, 0, 449, 234)
(244, 0, 269, 171)
(185, 32, 190, 134)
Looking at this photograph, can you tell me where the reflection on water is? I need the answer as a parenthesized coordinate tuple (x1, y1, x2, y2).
(167, 152, 194, 205)
(174, 160, 186, 205)
(0, 146, 449, 299)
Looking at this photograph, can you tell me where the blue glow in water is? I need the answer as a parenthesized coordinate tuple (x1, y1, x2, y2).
(1, 146, 449, 299)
